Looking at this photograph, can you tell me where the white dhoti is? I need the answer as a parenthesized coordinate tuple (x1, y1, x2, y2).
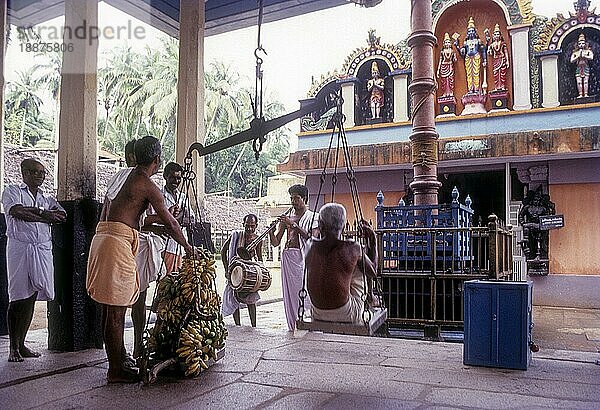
(221, 284, 239, 317)
(281, 248, 310, 331)
(7, 238, 54, 302)
(311, 294, 363, 324)
(310, 266, 366, 325)
(136, 232, 164, 292)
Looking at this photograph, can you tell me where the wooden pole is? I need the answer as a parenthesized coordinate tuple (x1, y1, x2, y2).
(408, 0, 441, 206)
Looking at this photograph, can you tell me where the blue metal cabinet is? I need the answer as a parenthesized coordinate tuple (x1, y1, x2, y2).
(463, 280, 533, 370)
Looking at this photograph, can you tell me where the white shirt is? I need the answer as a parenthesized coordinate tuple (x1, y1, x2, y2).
(1, 183, 65, 244)
(1, 183, 65, 301)
(149, 186, 195, 255)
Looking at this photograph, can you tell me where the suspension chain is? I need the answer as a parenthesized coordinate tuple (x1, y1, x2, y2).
(251, 0, 267, 160)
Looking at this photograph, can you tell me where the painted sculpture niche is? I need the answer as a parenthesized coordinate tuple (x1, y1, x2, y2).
(571, 32, 594, 99)
(437, 32, 458, 116)
(488, 24, 510, 91)
(486, 24, 510, 110)
(454, 17, 488, 115)
(367, 61, 385, 119)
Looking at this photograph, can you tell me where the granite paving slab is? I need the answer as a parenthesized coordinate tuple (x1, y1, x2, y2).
(243, 360, 426, 401)
(39, 372, 243, 409)
(263, 391, 335, 409)
(0, 367, 107, 409)
(424, 386, 599, 409)
(319, 393, 425, 410)
(172, 381, 282, 409)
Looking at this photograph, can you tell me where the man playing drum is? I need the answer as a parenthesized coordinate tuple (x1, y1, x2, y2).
(221, 214, 263, 327)
(269, 184, 319, 332)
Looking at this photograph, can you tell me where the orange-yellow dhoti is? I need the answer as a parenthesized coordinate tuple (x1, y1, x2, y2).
(87, 221, 139, 306)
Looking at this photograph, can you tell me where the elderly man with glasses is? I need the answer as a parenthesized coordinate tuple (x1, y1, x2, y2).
(1, 158, 66, 362)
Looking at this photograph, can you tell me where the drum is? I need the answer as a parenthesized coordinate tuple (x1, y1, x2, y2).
(228, 258, 272, 293)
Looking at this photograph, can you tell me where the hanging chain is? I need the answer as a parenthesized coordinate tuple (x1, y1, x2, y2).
(297, 90, 381, 328)
(254, 0, 266, 120)
(251, 0, 267, 159)
(298, 96, 341, 322)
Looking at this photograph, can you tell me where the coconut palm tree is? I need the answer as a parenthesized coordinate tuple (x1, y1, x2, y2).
(32, 50, 62, 146)
(5, 68, 43, 146)
(98, 46, 147, 154)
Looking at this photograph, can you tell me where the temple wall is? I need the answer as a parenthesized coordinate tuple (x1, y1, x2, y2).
(548, 158, 600, 275)
(530, 158, 600, 309)
(305, 172, 405, 225)
(297, 103, 600, 151)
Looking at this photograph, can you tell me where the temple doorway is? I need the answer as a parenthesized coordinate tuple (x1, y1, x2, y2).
(439, 169, 505, 224)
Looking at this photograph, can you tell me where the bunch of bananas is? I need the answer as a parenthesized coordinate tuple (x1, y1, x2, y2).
(176, 316, 228, 377)
(145, 252, 228, 378)
(198, 288, 221, 314)
(157, 274, 180, 299)
(156, 297, 183, 325)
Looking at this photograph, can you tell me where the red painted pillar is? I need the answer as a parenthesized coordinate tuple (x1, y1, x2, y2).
(407, 0, 441, 206)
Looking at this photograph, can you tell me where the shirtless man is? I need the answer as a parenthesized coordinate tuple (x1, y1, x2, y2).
(269, 184, 319, 331)
(87, 136, 195, 383)
(306, 203, 377, 324)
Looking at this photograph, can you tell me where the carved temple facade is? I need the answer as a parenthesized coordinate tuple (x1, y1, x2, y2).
(279, 0, 600, 309)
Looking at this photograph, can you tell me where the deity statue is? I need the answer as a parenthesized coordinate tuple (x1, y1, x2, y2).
(437, 33, 457, 97)
(570, 32, 594, 98)
(518, 189, 555, 261)
(367, 61, 385, 119)
(454, 17, 487, 94)
(487, 24, 510, 91)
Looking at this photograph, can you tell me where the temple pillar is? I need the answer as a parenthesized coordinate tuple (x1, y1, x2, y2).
(0, 0, 8, 336)
(391, 69, 410, 122)
(176, 0, 206, 208)
(407, 0, 441, 206)
(57, 1, 98, 200)
(508, 24, 532, 111)
(539, 52, 560, 108)
(49, 0, 102, 351)
(338, 78, 357, 127)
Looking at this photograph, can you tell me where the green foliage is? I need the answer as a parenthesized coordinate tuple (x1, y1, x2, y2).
(3, 34, 291, 198)
(3, 68, 52, 147)
(96, 40, 290, 198)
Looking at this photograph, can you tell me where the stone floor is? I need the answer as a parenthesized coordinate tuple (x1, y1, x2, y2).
(1, 302, 599, 409)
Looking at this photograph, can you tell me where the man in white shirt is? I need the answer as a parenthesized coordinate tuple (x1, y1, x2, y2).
(152, 162, 195, 274)
(1, 159, 66, 362)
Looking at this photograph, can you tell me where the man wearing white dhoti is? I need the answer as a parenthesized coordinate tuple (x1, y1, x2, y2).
(2, 159, 66, 362)
(221, 214, 263, 327)
(269, 184, 319, 331)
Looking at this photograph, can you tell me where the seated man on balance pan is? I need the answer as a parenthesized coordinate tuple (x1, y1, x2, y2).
(306, 202, 377, 324)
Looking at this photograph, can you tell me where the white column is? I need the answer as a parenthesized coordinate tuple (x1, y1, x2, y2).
(392, 72, 409, 122)
(509, 24, 532, 110)
(340, 81, 356, 127)
(177, 0, 205, 207)
(540, 54, 560, 108)
(57, 0, 98, 200)
(0, 0, 6, 201)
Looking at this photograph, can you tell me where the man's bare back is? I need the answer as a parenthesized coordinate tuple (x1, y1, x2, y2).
(107, 169, 157, 229)
(107, 168, 191, 254)
(306, 237, 362, 309)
